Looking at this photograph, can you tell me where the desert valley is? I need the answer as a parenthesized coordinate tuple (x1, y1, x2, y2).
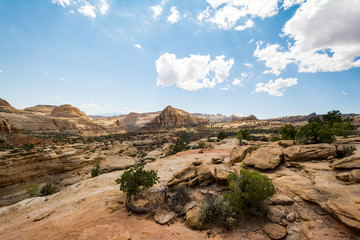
(0, 97, 360, 240)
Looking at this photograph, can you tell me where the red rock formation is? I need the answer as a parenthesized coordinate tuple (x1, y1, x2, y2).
(146, 105, 209, 129)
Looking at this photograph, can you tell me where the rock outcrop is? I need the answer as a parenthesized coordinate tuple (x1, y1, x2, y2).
(146, 105, 209, 129)
(50, 104, 90, 120)
(330, 154, 360, 169)
(24, 105, 57, 115)
(283, 144, 337, 162)
(242, 146, 284, 169)
(0, 98, 19, 113)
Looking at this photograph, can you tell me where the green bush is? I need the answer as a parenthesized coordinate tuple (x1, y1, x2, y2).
(201, 195, 235, 230)
(270, 135, 281, 142)
(217, 131, 229, 141)
(169, 138, 189, 155)
(115, 164, 159, 198)
(237, 129, 251, 144)
(225, 169, 275, 213)
(279, 124, 297, 140)
(41, 183, 54, 196)
(296, 122, 335, 143)
(91, 160, 101, 178)
(344, 145, 356, 157)
(26, 183, 39, 197)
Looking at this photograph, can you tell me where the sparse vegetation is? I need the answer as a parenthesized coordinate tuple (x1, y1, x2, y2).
(225, 169, 275, 213)
(169, 185, 191, 213)
(270, 135, 281, 142)
(169, 138, 189, 155)
(26, 183, 39, 197)
(217, 131, 229, 141)
(344, 145, 357, 157)
(237, 129, 251, 144)
(40, 183, 54, 196)
(91, 160, 101, 178)
(200, 195, 235, 230)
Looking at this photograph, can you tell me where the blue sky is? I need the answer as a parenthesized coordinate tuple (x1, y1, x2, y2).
(0, 0, 359, 118)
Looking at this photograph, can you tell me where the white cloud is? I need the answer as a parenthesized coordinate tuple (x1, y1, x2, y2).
(98, 0, 109, 15)
(167, 7, 180, 23)
(199, 0, 279, 30)
(255, 78, 298, 96)
(220, 86, 229, 91)
(134, 44, 142, 49)
(244, 63, 253, 67)
(155, 53, 234, 91)
(247, 38, 254, 44)
(61, 77, 65, 81)
(282, 0, 305, 10)
(0, 69, 2, 73)
(52, 0, 71, 8)
(232, 78, 244, 86)
(78, 102, 112, 115)
(78, 1, 96, 19)
(151, 5, 163, 19)
(255, 0, 360, 74)
(341, 91, 348, 96)
(235, 19, 255, 31)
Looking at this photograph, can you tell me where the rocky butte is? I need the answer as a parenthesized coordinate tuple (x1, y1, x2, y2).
(0, 98, 359, 240)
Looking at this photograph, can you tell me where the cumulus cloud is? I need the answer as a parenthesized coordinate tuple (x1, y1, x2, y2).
(52, 0, 71, 8)
(232, 78, 244, 86)
(255, 78, 298, 96)
(151, 5, 163, 19)
(282, 0, 305, 10)
(244, 63, 253, 67)
(78, 1, 96, 19)
(155, 53, 234, 91)
(199, 0, 279, 30)
(134, 44, 142, 49)
(235, 19, 255, 31)
(341, 91, 348, 96)
(167, 7, 180, 23)
(98, 0, 109, 15)
(255, 0, 360, 74)
(52, 0, 109, 18)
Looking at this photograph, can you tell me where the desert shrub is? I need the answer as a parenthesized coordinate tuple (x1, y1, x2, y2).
(207, 137, 216, 142)
(169, 185, 191, 213)
(196, 141, 207, 149)
(169, 138, 189, 155)
(26, 183, 39, 197)
(10, 148, 21, 154)
(270, 135, 281, 142)
(279, 124, 297, 140)
(91, 160, 101, 178)
(344, 145, 357, 157)
(201, 195, 235, 230)
(41, 183, 54, 196)
(115, 164, 159, 198)
(225, 169, 275, 213)
(217, 131, 229, 141)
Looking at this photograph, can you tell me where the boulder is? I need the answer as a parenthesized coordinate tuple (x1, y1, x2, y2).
(154, 211, 176, 225)
(242, 146, 283, 170)
(350, 169, 360, 183)
(209, 164, 233, 183)
(185, 208, 202, 229)
(167, 166, 197, 187)
(263, 223, 287, 239)
(230, 146, 254, 164)
(269, 195, 294, 205)
(211, 157, 224, 164)
(284, 144, 337, 162)
(197, 165, 213, 183)
(330, 154, 360, 169)
(277, 140, 295, 148)
(267, 206, 286, 223)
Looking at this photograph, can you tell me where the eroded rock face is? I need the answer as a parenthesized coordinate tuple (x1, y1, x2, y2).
(146, 105, 209, 129)
(24, 105, 57, 115)
(242, 146, 284, 169)
(185, 208, 202, 229)
(330, 154, 360, 169)
(284, 144, 337, 162)
(50, 104, 89, 120)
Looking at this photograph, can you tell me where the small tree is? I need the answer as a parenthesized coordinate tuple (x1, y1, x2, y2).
(237, 129, 251, 144)
(116, 164, 159, 212)
(169, 138, 189, 155)
(225, 169, 275, 213)
(41, 183, 54, 196)
(279, 124, 297, 140)
(217, 131, 229, 141)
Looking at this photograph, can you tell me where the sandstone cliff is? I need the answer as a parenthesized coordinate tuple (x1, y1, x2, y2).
(146, 105, 209, 129)
(24, 105, 57, 115)
(0, 100, 105, 135)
